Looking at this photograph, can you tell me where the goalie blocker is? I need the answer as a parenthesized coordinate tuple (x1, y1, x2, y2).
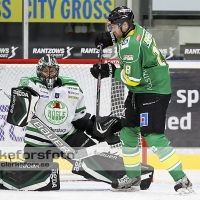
(7, 87, 39, 127)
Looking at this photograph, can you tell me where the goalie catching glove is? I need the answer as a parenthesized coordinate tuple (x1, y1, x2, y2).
(92, 114, 122, 145)
(72, 113, 121, 145)
(7, 87, 40, 127)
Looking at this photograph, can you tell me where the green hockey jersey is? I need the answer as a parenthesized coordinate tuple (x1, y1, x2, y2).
(114, 22, 172, 94)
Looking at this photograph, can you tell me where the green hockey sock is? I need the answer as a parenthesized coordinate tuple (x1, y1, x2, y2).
(145, 134, 185, 181)
(120, 127, 141, 178)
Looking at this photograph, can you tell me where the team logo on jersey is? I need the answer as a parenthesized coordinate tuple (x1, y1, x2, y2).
(66, 86, 79, 91)
(68, 95, 79, 100)
(53, 100, 60, 108)
(123, 55, 134, 60)
(44, 100, 68, 125)
(121, 37, 130, 49)
(39, 88, 49, 98)
(68, 91, 79, 96)
(136, 34, 142, 42)
(40, 89, 48, 94)
(40, 95, 49, 99)
(143, 31, 152, 48)
(140, 113, 148, 127)
(39, 85, 47, 89)
(20, 77, 29, 86)
(67, 88, 79, 100)
(55, 93, 60, 98)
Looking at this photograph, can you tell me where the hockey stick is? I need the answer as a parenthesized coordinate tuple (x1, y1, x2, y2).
(95, 44, 119, 136)
(30, 114, 111, 160)
(0, 87, 115, 160)
(110, 31, 116, 45)
(96, 44, 103, 118)
(96, 34, 116, 118)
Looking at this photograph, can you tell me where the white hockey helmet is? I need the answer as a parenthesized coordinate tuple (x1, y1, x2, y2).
(36, 54, 59, 89)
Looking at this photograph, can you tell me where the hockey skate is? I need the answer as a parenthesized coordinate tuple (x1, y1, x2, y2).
(174, 176, 195, 195)
(111, 175, 141, 192)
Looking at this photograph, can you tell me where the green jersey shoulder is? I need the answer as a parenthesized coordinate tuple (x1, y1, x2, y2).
(19, 76, 44, 87)
(59, 76, 78, 86)
(58, 76, 83, 92)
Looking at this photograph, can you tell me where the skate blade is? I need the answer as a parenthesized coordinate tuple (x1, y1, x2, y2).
(177, 187, 196, 195)
(110, 186, 140, 192)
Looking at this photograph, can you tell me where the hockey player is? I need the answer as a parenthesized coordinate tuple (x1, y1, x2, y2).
(8, 54, 121, 160)
(90, 6, 195, 194)
(4, 54, 154, 191)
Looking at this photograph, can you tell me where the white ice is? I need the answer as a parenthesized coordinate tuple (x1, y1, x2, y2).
(1, 170, 200, 200)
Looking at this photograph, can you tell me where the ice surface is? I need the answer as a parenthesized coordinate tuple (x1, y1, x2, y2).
(1, 170, 200, 200)
(1, 180, 200, 200)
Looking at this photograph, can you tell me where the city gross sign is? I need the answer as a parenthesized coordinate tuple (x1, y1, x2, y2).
(0, 0, 114, 22)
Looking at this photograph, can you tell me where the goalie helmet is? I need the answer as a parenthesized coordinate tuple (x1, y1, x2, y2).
(36, 55, 59, 89)
(108, 6, 134, 25)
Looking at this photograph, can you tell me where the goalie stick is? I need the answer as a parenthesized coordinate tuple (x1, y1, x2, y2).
(29, 114, 113, 160)
(0, 87, 116, 160)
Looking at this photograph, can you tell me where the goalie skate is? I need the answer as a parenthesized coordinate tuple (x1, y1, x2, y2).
(174, 176, 195, 195)
(111, 175, 141, 192)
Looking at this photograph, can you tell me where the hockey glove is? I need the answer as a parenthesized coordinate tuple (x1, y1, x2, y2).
(90, 62, 116, 79)
(95, 31, 117, 49)
(7, 87, 40, 127)
(93, 115, 122, 145)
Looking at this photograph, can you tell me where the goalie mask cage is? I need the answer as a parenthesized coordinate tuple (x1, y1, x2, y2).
(0, 59, 147, 181)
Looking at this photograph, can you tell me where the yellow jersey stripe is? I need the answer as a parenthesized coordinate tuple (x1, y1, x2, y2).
(121, 70, 140, 86)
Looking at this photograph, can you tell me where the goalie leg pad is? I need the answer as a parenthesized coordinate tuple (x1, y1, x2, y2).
(72, 153, 154, 190)
(0, 162, 60, 191)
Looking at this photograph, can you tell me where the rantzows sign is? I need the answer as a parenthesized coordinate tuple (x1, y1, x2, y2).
(29, 46, 176, 60)
(180, 43, 200, 60)
(0, 46, 20, 59)
(0, 45, 178, 60)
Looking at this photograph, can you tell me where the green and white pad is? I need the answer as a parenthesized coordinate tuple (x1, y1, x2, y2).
(72, 152, 154, 190)
(0, 162, 60, 191)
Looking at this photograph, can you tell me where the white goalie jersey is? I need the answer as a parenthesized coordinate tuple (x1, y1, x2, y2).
(18, 76, 87, 147)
